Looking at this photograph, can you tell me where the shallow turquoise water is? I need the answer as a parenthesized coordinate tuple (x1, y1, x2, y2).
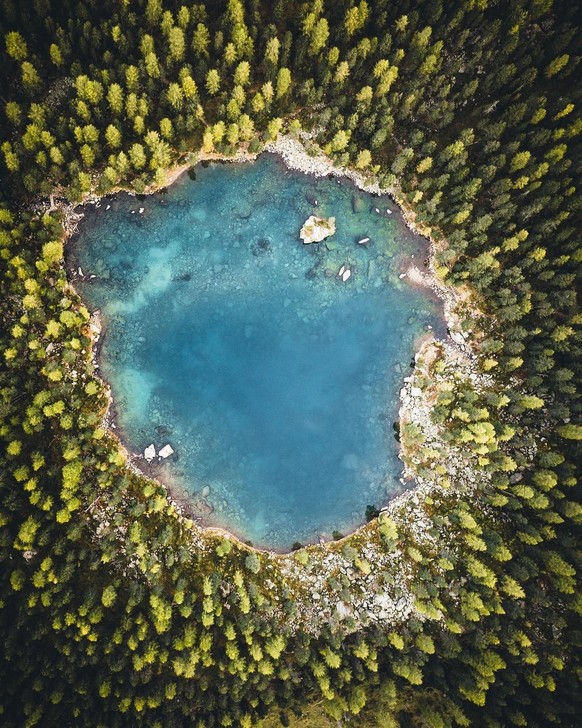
(71, 154, 442, 549)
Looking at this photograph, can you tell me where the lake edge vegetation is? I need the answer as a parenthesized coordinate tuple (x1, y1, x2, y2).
(0, 1, 580, 726)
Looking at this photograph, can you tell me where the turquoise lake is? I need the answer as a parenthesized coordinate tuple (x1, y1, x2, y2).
(70, 153, 443, 550)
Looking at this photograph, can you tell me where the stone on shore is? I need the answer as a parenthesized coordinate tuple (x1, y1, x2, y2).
(300, 215, 336, 244)
(159, 444, 174, 459)
(336, 601, 351, 618)
(144, 444, 156, 461)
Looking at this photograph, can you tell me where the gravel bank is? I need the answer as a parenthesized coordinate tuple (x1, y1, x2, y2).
(266, 133, 388, 195)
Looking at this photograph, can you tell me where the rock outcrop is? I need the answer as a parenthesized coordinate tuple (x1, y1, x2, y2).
(300, 215, 336, 244)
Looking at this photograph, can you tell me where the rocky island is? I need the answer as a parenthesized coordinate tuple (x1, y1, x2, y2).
(299, 215, 336, 244)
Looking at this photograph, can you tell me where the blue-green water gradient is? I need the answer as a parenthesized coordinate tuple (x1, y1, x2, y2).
(71, 154, 443, 549)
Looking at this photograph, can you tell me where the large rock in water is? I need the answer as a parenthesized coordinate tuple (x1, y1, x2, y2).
(300, 215, 336, 244)
(352, 194, 366, 213)
(158, 444, 174, 459)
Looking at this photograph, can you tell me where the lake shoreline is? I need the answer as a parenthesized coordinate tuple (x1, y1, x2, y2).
(61, 133, 480, 557)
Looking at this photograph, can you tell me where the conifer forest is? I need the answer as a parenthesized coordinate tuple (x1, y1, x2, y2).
(0, 0, 580, 726)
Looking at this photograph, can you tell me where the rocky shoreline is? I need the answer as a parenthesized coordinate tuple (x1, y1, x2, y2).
(57, 132, 487, 637)
(62, 131, 480, 353)
(265, 134, 387, 194)
(267, 135, 478, 337)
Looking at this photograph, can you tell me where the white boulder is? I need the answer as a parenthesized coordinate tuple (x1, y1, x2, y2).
(158, 444, 174, 459)
(300, 215, 336, 244)
(342, 269, 352, 282)
(336, 602, 351, 619)
(144, 444, 156, 462)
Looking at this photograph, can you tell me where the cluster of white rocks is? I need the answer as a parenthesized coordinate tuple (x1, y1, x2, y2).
(144, 443, 175, 462)
(338, 264, 351, 282)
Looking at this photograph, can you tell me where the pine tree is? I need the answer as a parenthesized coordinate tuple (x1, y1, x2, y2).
(206, 69, 220, 95)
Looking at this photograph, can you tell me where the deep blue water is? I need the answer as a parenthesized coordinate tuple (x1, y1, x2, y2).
(71, 153, 442, 549)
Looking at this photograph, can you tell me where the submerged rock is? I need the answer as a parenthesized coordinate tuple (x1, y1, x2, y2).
(341, 453, 359, 470)
(192, 497, 213, 515)
(300, 215, 336, 244)
(237, 207, 252, 220)
(352, 194, 366, 213)
(252, 238, 272, 256)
